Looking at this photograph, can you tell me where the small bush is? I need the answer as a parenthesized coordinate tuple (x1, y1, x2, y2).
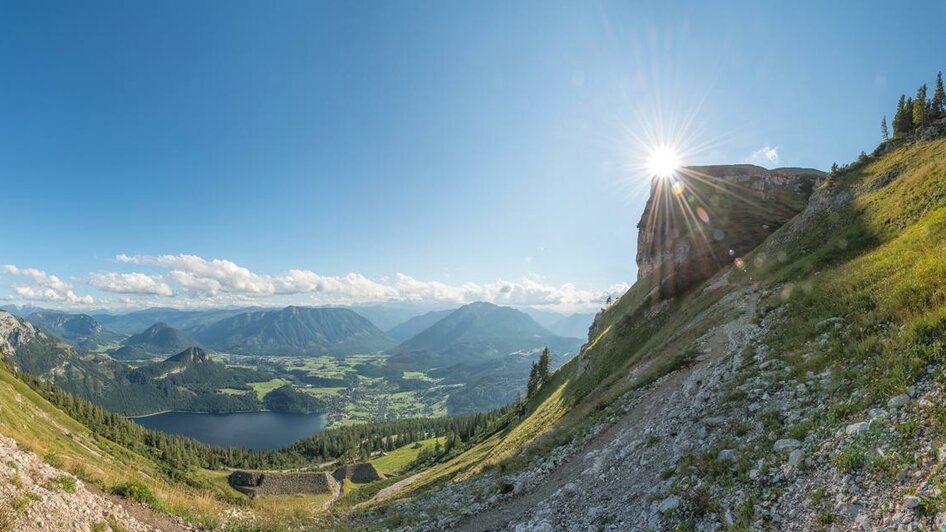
(832, 449, 865, 472)
(56, 475, 77, 494)
(110, 481, 158, 508)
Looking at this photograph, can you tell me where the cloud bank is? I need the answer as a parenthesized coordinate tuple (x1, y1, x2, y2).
(105, 254, 628, 310)
(1, 265, 95, 305)
(1, 255, 628, 312)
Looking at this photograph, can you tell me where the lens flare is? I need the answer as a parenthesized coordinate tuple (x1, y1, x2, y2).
(696, 206, 710, 224)
(646, 145, 683, 178)
(671, 181, 685, 196)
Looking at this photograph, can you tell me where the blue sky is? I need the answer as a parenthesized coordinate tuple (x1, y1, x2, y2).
(2, 0, 945, 312)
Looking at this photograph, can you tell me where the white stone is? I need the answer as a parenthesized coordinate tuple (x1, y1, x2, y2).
(658, 496, 680, 514)
(787, 449, 804, 467)
(773, 439, 802, 452)
(846, 421, 870, 436)
(887, 394, 910, 408)
(717, 449, 737, 462)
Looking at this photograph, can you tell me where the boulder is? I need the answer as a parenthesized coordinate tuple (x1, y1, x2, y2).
(657, 495, 680, 514)
(773, 439, 801, 452)
(845, 422, 870, 436)
(887, 394, 910, 408)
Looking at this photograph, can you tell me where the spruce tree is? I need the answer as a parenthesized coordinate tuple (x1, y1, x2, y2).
(881, 116, 889, 140)
(893, 95, 909, 136)
(527, 361, 540, 398)
(933, 72, 945, 117)
(538, 347, 551, 385)
(913, 84, 928, 130)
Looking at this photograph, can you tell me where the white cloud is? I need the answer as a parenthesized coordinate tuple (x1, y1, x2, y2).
(1, 264, 95, 305)
(2, 265, 72, 292)
(747, 145, 780, 165)
(88, 272, 174, 297)
(105, 254, 627, 311)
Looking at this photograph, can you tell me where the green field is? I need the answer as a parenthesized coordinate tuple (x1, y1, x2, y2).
(214, 354, 458, 426)
(248, 378, 287, 400)
(217, 387, 249, 396)
(370, 437, 446, 476)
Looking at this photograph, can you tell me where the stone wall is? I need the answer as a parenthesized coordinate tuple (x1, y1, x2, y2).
(635, 165, 822, 298)
(228, 470, 340, 497)
(332, 463, 384, 483)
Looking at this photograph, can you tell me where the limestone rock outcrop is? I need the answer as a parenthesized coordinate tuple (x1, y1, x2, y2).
(635, 165, 823, 297)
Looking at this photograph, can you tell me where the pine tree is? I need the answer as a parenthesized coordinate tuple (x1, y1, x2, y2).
(526, 361, 540, 398)
(881, 115, 889, 140)
(933, 72, 945, 117)
(537, 347, 551, 385)
(893, 95, 910, 136)
(913, 84, 928, 130)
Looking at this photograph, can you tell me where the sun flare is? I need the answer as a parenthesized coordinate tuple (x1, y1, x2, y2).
(646, 145, 682, 178)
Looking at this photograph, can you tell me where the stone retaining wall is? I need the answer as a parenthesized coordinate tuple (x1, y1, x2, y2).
(228, 470, 340, 497)
(332, 462, 384, 483)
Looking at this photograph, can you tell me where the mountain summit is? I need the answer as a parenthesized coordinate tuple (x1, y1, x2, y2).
(394, 302, 571, 361)
(25, 311, 122, 351)
(110, 322, 200, 360)
(191, 306, 396, 356)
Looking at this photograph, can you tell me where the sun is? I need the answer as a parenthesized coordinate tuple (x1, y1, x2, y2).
(646, 145, 683, 178)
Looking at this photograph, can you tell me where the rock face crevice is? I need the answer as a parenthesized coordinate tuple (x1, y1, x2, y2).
(635, 165, 823, 297)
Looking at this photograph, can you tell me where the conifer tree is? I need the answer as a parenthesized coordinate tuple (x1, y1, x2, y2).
(538, 347, 551, 385)
(881, 115, 889, 140)
(913, 84, 928, 130)
(527, 361, 540, 398)
(893, 95, 910, 136)
(933, 72, 945, 117)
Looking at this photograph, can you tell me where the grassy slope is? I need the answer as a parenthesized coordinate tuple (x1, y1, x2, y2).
(0, 360, 231, 527)
(370, 437, 446, 476)
(365, 137, 946, 513)
(753, 138, 946, 414)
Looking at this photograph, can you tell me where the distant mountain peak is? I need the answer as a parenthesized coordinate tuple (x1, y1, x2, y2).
(190, 306, 396, 356)
(165, 346, 209, 365)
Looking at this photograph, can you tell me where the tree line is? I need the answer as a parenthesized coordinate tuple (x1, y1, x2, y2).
(884, 71, 946, 139)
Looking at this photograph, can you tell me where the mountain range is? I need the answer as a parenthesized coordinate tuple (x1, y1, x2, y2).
(190, 306, 397, 356)
(0, 310, 318, 416)
(92, 307, 263, 336)
(24, 311, 123, 351)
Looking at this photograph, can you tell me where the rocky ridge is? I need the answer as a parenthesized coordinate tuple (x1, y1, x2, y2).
(635, 165, 821, 298)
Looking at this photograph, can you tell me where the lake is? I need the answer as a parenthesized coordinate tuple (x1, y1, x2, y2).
(131, 411, 329, 450)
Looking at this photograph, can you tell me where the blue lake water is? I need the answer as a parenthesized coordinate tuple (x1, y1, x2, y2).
(131, 411, 328, 450)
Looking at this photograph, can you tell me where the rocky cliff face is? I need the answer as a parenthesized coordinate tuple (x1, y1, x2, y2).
(0, 311, 39, 358)
(635, 165, 823, 297)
